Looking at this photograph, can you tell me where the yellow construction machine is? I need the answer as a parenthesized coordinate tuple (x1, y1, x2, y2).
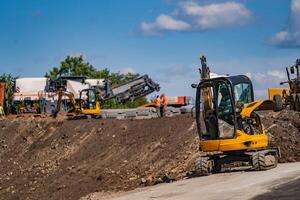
(52, 87, 101, 119)
(192, 56, 279, 175)
(268, 58, 300, 111)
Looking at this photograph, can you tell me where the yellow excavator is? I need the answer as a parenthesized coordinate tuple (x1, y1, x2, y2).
(52, 87, 101, 119)
(192, 56, 279, 175)
(52, 75, 160, 119)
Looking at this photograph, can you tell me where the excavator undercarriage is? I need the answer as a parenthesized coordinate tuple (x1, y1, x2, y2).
(194, 149, 279, 176)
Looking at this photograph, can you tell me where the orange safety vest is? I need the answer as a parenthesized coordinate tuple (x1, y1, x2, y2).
(161, 96, 168, 105)
(155, 97, 161, 107)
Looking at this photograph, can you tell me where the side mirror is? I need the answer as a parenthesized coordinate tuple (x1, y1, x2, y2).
(296, 59, 300, 66)
(290, 66, 295, 74)
(280, 82, 284, 85)
(191, 83, 198, 88)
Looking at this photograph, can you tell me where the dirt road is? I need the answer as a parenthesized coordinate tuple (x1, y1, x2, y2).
(85, 162, 300, 200)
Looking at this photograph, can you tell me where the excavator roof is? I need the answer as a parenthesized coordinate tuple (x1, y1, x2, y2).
(225, 75, 252, 86)
(201, 75, 252, 86)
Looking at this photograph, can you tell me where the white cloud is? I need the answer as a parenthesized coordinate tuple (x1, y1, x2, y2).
(267, 70, 286, 80)
(208, 56, 297, 99)
(181, 1, 252, 29)
(140, 1, 252, 35)
(243, 69, 287, 99)
(119, 67, 136, 74)
(271, 31, 300, 47)
(271, 31, 289, 43)
(252, 72, 266, 84)
(141, 14, 191, 36)
(251, 70, 286, 84)
(292, 0, 300, 12)
(271, 0, 300, 47)
(244, 72, 252, 79)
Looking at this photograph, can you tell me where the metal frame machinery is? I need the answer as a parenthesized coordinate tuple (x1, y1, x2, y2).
(269, 58, 300, 111)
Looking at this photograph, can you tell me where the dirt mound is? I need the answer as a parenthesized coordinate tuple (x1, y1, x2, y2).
(260, 110, 300, 162)
(0, 116, 198, 200)
(1, 109, 300, 200)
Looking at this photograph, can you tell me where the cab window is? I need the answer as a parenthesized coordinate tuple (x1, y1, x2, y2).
(216, 82, 235, 138)
(81, 90, 96, 109)
(234, 83, 252, 106)
(199, 85, 218, 139)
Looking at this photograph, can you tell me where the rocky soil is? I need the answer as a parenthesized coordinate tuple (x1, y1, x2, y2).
(0, 109, 299, 200)
(0, 116, 198, 200)
(260, 110, 300, 162)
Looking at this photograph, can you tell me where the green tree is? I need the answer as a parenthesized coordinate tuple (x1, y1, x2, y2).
(0, 74, 16, 114)
(47, 55, 147, 108)
(46, 55, 110, 79)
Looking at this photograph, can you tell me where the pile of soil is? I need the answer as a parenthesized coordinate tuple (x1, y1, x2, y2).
(0, 109, 299, 200)
(260, 110, 300, 162)
(0, 116, 198, 200)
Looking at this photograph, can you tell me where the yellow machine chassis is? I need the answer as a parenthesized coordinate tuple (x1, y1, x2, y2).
(200, 130, 268, 152)
(268, 88, 289, 100)
(199, 100, 272, 152)
(79, 101, 101, 117)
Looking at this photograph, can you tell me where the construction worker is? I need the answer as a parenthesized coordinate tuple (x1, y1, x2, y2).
(155, 95, 162, 117)
(155, 95, 161, 107)
(0, 104, 4, 117)
(160, 94, 168, 117)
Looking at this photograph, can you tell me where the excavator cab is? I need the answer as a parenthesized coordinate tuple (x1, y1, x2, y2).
(196, 75, 254, 142)
(79, 88, 100, 117)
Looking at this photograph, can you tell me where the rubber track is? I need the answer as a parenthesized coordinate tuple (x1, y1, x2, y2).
(195, 157, 210, 176)
(252, 152, 277, 171)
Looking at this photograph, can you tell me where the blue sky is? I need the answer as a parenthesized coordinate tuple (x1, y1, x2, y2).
(0, 0, 299, 98)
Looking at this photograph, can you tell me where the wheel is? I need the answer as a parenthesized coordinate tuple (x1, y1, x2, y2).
(212, 163, 222, 173)
(252, 152, 277, 171)
(295, 96, 300, 111)
(193, 157, 213, 176)
(290, 101, 296, 110)
(273, 95, 283, 111)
